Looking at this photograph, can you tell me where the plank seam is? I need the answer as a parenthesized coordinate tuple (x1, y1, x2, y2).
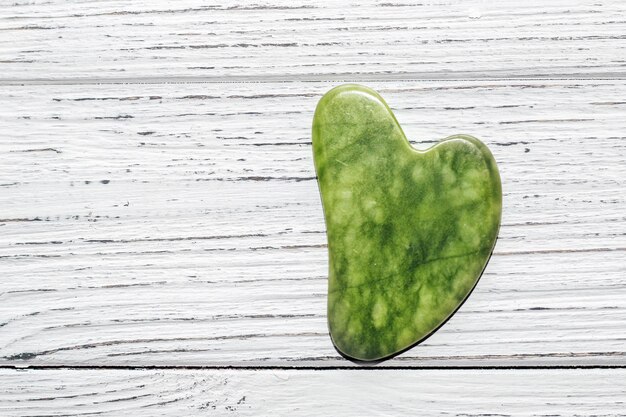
(1, 75, 626, 86)
(1, 365, 626, 371)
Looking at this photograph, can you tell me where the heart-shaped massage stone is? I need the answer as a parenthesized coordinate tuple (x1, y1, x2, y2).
(312, 85, 502, 361)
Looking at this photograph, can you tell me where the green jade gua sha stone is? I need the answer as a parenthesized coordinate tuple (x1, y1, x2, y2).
(312, 84, 502, 362)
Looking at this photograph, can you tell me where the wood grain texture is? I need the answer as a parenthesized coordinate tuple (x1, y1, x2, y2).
(1, 0, 626, 83)
(1, 80, 624, 366)
(1, 368, 625, 416)
(2, 1, 626, 413)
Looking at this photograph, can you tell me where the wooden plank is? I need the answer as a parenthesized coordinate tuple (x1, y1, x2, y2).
(1, 0, 625, 83)
(1, 368, 625, 415)
(1, 80, 624, 366)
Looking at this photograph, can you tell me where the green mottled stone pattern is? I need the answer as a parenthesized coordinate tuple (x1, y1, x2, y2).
(312, 85, 502, 362)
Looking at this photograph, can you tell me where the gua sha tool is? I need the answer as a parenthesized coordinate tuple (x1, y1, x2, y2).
(312, 84, 502, 362)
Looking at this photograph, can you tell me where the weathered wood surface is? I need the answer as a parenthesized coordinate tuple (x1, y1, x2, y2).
(1, 0, 626, 414)
(1, 0, 626, 83)
(1, 80, 624, 367)
(1, 368, 626, 416)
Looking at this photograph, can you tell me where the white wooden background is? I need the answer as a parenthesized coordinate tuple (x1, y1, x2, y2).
(1, 0, 626, 415)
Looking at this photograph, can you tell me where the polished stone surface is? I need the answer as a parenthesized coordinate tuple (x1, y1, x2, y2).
(312, 85, 502, 361)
